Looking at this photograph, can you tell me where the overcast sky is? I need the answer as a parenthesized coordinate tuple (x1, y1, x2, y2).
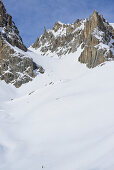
(2, 0, 114, 47)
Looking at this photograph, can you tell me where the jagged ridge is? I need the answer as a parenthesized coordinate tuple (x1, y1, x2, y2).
(32, 10, 114, 68)
(33, 19, 86, 55)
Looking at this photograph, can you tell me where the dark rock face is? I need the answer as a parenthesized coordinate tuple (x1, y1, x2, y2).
(0, 0, 43, 87)
(33, 10, 114, 68)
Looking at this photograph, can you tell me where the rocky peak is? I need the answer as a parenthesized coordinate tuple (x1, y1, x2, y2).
(90, 10, 102, 25)
(0, 0, 27, 51)
(84, 10, 105, 38)
(79, 10, 114, 68)
(32, 19, 86, 56)
(52, 22, 63, 32)
(44, 26, 47, 35)
(32, 10, 114, 68)
(0, 0, 44, 87)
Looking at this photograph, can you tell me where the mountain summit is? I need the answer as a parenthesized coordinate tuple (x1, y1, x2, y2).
(32, 10, 114, 68)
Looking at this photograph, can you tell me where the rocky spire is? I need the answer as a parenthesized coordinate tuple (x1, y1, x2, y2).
(44, 26, 47, 34)
(79, 10, 114, 68)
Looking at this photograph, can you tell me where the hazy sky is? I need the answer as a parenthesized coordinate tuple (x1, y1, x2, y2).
(2, 0, 114, 47)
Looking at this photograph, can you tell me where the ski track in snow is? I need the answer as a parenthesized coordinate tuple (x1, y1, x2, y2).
(0, 45, 114, 170)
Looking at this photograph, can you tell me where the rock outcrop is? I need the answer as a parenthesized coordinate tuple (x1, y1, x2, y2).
(0, 0, 44, 87)
(32, 10, 114, 68)
(78, 10, 114, 68)
(32, 19, 86, 56)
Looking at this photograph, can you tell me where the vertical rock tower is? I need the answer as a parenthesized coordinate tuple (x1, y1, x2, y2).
(78, 10, 114, 68)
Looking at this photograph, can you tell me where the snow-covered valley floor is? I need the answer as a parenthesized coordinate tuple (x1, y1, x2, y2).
(0, 48, 114, 170)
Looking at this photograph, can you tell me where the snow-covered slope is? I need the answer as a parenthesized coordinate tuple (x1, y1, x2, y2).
(110, 23, 114, 28)
(0, 47, 114, 170)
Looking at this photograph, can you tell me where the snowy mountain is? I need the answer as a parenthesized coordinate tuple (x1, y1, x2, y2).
(0, 3, 114, 87)
(0, 1, 114, 170)
(32, 10, 114, 68)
